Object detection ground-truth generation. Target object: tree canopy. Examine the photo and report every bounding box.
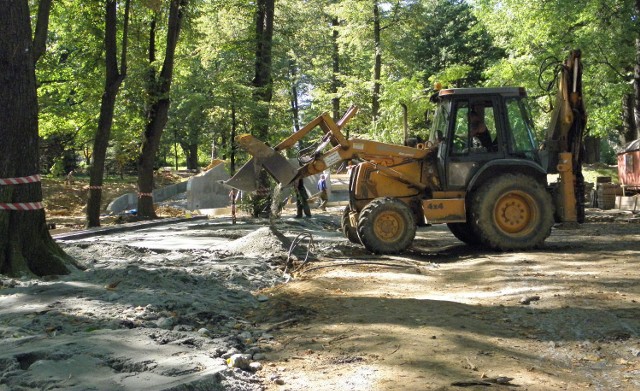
[32,0,640,173]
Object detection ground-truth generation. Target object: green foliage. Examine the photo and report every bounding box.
[30,0,639,174]
[49,158,66,177]
[473,0,638,140]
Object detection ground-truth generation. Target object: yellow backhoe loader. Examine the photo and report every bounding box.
[226,50,586,254]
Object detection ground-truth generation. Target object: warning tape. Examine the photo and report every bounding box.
[0,202,44,211]
[86,186,103,190]
[138,192,153,198]
[0,174,41,186]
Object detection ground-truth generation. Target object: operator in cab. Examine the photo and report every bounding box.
[469,110,496,152]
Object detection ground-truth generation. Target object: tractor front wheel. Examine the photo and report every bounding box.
[357,197,416,254]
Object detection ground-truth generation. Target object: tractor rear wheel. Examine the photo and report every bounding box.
[341,206,361,244]
[447,222,481,245]
[357,197,416,254]
[471,174,553,250]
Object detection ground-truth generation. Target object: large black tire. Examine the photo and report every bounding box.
[471,174,554,251]
[447,222,481,245]
[357,197,416,254]
[341,206,361,244]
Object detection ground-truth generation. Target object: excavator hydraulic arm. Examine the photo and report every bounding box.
[543,50,587,223]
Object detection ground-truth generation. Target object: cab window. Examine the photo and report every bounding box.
[505,98,538,158]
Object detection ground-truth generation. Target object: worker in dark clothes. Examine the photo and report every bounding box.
[294,178,311,218]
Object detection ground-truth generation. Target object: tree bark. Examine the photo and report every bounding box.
[180,142,199,170]
[0,0,74,277]
[400,102,408,144]
[33,0,53,65]
[635,36,640,137]
[137,0,186,217]
[250,0,275,216]
[86,0,130,228]
[230,103,237,174]
[288,57,301,133]
[252,0,275,141]
[622,93,637,143]
[372,1,382,124]
[331,17,341,123]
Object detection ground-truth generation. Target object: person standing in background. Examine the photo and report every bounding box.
[317,174,328,211]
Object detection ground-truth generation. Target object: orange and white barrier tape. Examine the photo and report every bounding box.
[0,202,44,211]
[0,174,41,185]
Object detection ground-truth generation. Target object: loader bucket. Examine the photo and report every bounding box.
[224,135,299,193]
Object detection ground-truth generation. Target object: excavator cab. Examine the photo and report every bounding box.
[429,87,544,192]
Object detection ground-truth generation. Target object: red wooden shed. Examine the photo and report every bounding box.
[617,139,640,192]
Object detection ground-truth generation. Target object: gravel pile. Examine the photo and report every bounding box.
[0,221,303,391]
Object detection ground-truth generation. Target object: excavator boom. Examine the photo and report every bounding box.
[542,49,587,223]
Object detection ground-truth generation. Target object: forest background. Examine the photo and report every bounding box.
[37,0,640,177]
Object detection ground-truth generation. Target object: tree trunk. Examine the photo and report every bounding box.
[372,1,382,124]
[400,102,408,144]
[87,0,130,228]
[0,0,74,277]
[583,136,600,164]
[250,0,275,216]
[634,0,640,135]
[635,37,640,138]
[33,0,53,65]
[622,93,637,143]
[252,0,275,141]
[137,0,186,217]
[331,17,341,122]
[180,142,199,170]
[230,104,237,174]
[288,57,301,133]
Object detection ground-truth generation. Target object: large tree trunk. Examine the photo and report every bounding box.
[0,0,74,277]
[137,0,186,217]
[252,0,275,140]
[87,0,130,228]
[250,0,275,216]
[372,1,382,124]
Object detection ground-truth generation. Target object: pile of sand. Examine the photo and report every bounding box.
[221,226,291,257]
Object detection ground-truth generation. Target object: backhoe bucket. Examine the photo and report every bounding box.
[224,135,299,193]
[224,158,260,193]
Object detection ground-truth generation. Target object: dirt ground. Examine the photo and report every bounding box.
[250,210,640,391]
[3,176,637,390]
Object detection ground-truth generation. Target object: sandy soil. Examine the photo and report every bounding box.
[251,209,640,391]
[1,206,639,390]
